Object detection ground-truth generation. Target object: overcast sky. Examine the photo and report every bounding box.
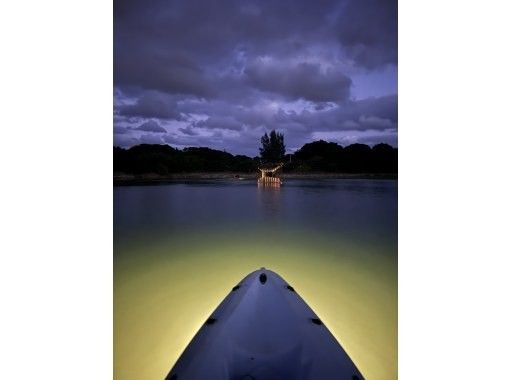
[114,0,397,156]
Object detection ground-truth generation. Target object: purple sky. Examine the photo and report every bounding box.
[114,0,397,156]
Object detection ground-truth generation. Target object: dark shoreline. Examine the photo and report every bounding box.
[114,172,397,186]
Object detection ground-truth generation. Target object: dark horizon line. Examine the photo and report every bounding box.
[114,139,398,159]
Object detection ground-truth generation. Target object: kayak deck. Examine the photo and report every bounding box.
[165,268,364,380]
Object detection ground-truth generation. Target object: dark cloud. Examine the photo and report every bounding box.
[139,133,165,144]
[114,51,215,97]
[114,0,396,96]
[117,91,182,120]
[245,59,351,102]
[113,126,129,135]
[178,125,199,136]
[114,0,397,153]
[335,0,398,68]
[316,95,398,131]
[113,94,397,155]
[194,116,244,131]
[269,95,398,138]
[134,120,167,133]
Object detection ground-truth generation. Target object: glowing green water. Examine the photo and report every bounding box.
[114,180,397,379]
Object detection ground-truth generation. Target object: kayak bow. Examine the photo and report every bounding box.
[165,268,364,380]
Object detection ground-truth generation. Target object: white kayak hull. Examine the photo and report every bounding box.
[165,268,364,380]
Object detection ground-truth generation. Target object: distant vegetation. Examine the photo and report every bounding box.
[289,140,397,173]
[114,140,397,175]
[114,145,257,174]
[259,130,286,162]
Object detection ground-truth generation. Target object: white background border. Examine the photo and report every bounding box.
[1,0,112,378]
[399,0,510,378]
[1,0,509,378]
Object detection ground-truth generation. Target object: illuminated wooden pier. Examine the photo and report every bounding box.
[257,163,283,187]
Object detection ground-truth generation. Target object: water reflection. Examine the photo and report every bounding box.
[114,180,397,380]
[257,183,281,220]
[115,180,396,247]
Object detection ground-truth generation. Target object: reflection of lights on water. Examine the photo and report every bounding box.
[257,177,282,187]
[114,231,397,380]
[257,182,281,219]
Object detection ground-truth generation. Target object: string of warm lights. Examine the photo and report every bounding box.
[257,163,283,186]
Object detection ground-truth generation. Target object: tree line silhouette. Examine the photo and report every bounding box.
[114,140,397,175]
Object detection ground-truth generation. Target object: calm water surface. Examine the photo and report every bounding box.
[114,179,397,380]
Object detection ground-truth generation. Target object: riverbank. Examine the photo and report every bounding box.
[114,172,397,185]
